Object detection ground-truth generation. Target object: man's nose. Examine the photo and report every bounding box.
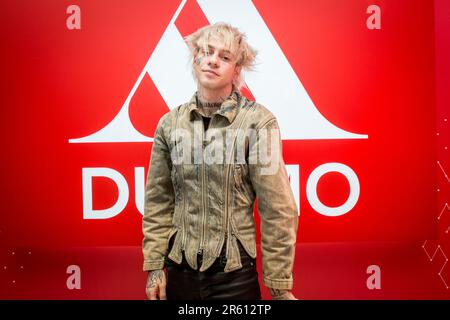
[207,53,219,66]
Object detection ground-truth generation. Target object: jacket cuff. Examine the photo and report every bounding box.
[143,259,165,271]
[263,276,293,290]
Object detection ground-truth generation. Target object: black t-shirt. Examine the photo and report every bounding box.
[202,115,211,131]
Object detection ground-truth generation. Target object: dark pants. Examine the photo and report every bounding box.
[165,238,261,300]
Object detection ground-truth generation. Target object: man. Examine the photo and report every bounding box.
[142,23,298,300]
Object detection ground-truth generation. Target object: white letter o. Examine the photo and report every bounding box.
[306,163,360,217]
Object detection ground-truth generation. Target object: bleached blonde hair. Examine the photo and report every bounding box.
[185,22,257,91]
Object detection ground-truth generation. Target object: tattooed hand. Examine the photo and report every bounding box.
[269,288,298,300]
[146,269,168,300]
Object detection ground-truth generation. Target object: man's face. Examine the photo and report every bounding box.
[193,36,240,92]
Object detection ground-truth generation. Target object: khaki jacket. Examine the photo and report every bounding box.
[142,90,299,290]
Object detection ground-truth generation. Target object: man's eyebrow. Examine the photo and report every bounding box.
[207,44,232,54]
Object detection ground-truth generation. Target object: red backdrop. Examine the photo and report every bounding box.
[0,0,448,299]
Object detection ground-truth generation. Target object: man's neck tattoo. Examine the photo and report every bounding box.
[197,94,227,105]
[198,101,220,117]
[197,93,227,116]
[198,101,222,109]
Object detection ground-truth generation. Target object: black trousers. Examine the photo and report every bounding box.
[165,238,261,300]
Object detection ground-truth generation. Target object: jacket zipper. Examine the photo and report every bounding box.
[177,111,188,252]
[224,163,231,237]
[198,115,211,254]
[181,168,187,250]
[223,100,249,253]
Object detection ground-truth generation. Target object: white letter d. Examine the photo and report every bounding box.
[82,168,129,219]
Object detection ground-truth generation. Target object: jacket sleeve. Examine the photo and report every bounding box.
[142,114,175,271]
[248,116,299,290]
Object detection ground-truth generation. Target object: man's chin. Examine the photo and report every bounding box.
[198,81,224,91]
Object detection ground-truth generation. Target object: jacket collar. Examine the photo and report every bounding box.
[188,90,241,124]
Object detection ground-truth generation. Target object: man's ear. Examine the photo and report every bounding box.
[234,65,242,76]
[193,52,198,65]
[193,48,201,65]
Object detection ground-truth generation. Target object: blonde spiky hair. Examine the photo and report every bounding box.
[185,22,257,91]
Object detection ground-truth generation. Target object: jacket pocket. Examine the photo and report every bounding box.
[171,166,182,202]
[167,226,183,264]
[233,164,253,204]
[166,226,178,252]
[230,214,257,258]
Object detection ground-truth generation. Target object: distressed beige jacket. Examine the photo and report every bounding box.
[142,90,299,290]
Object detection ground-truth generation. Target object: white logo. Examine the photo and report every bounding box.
[68,0,367,144]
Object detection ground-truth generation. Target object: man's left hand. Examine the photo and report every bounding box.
[269,288,298,300]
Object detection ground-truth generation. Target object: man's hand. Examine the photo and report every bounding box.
[269,288,298,300]
[146,269,167,300]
